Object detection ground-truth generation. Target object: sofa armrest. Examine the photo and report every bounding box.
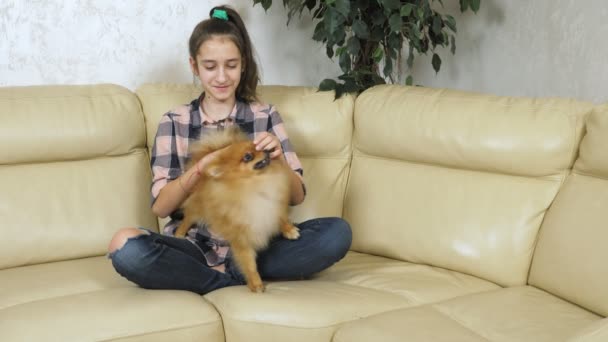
[568,318,608,342]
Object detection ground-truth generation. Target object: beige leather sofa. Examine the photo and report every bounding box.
[1,83,606,342]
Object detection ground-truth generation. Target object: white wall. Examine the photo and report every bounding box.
[411,0,608,104]
[1,1,607,104]
[0,0,340,89]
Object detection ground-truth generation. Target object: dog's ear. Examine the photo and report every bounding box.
[206,165,224,178]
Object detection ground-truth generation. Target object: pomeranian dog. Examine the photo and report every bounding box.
[174,127,300,292]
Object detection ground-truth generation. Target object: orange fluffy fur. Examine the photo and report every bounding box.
[174,127,300,292]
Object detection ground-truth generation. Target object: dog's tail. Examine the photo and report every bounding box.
[188,126,249,165]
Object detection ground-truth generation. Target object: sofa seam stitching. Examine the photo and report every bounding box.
[0,286,219,323]
[0,92,134,101]
[0,149,148,167]
[428,305,493,341]
[361,88,596,109]
[95,320,221,342]
[213,308,412,331]
[573,170,608,182]
[351,149,566,181]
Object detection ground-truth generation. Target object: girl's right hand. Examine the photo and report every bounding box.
[194,146,227,173]
[178,153,214,194]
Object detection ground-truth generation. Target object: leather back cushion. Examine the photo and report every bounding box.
[345,85,592,286]
[0,85,158,269]
[529,104,608,316]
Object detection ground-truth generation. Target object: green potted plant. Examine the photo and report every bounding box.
[253,0,480,98]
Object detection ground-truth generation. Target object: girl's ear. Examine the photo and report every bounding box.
[189,56,199,76]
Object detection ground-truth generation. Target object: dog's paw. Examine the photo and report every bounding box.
[248,281,265,293]
[282,226,300,240]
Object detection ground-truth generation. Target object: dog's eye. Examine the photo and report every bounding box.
[242,152,254,162]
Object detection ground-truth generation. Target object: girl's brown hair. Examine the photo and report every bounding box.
[189,5,260,103]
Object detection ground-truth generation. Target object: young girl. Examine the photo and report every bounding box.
[107,5,352,294]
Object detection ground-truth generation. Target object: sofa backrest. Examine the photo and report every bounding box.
[136,84,354,226]
[0,84,158,270]
[345,85,593,287]
[529,104,608,316]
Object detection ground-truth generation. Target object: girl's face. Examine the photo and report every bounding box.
[190,35,243,104]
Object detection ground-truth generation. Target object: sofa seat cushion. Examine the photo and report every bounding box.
[205,280,411,342]
[567,318,608,342]
[0,257,224,342]
[314,251,500,304]
[334,286,600,342]
[203,252,499,341]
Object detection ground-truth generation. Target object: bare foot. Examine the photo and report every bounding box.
[211,264,226,273]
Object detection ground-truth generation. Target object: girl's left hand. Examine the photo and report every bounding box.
[253,132,283,159]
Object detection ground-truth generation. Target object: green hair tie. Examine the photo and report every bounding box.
[212,9,228,21]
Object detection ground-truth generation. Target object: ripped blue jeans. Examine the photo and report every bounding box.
[108,217,352,295]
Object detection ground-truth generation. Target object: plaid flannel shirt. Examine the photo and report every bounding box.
[149,95,305,266]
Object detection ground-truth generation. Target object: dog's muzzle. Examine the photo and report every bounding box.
[253,151,271,170]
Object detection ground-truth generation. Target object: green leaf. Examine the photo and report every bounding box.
[410,24,422,41]
[253,0,273,11]
[387,33,402,53]
[332,27,346,46]
[262,0,273,11]
[334,83,345,99]
[383,57,393,78]
[319,78,337,91]
[336,46,347,55]
[352,0,369,11]
[339,50,351,73]
[312,5,326,18]
[370,25,384,41]
[284,0,306,24]
[406,46,414,68]
[337,73,354,82]
[347,36,361,55]
[417,6,425,20]
[372,45,384,63]
[459,0,470,12]
[406,75,413,86]
[333,0,351,18]
[305,0,317,11]
[352,19,369,39]
[379,0,401,10]
[388,13,402,33]
[432,15,442,35]
[445,15,456,32]
[400,4,415,17]
[371,9,386,25]
[326,45,334,58]
[312,21,326,41]
[432,53,441,73]
[343,78,360,93]
[470,0,480,13]
[323,7,344,35]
